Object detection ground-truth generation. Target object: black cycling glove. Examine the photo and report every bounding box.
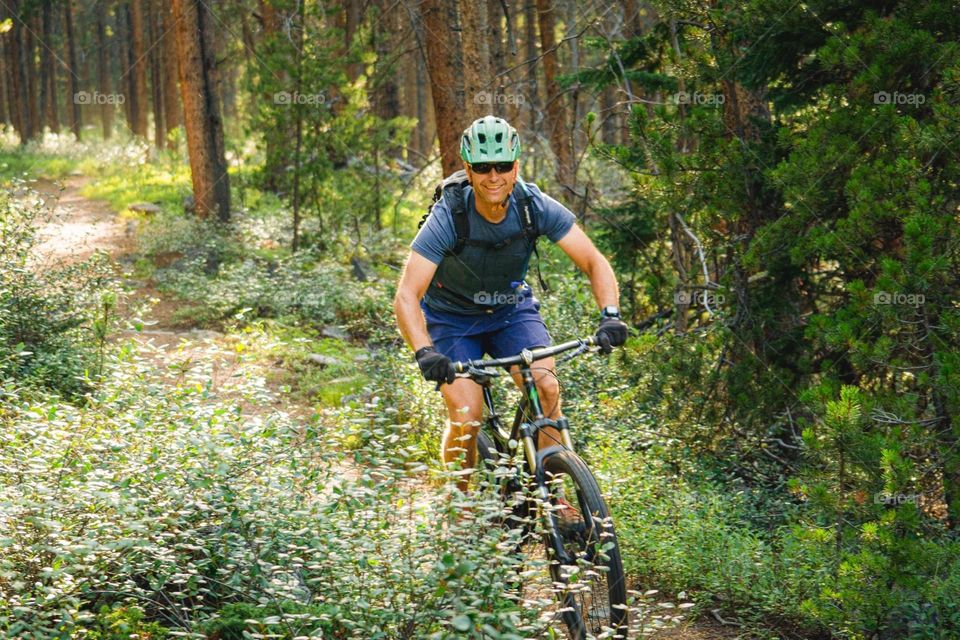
[596,316,628,354]
[415,346,456,387]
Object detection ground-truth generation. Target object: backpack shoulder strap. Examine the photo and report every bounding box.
[441,170,470,256]
[514,178,550,292]
[513,178,540,241]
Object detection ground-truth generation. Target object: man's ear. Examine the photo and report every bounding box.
[462,161,472,183]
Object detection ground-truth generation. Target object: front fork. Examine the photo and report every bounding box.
[518,370,576,564]
[519,370,574,470]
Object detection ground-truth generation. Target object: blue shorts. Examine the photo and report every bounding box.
[421,297,552,363]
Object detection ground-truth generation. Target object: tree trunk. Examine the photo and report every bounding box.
[2,2,24,139]
[523,0,539,156]
[116,4,132,129]
[96,3,112,139]
[0,50,8,127]
[488,1,519,125]
[129,0,149,137]
[147,0,165,148]
[41,0,60,134]
[9,1,34,142]
[420,0,464,175]
[64,0,81,140]
[564,0,581,158]
[536,0,574,195]
[161,0,181,145]
[172,0,231,221]
[459,0,490,121]
[343,0,362,82]
[25,14,40,138]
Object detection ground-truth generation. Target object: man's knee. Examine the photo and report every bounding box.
[536,373,561,415]
[441,379,483,423]
[537,373,560,401]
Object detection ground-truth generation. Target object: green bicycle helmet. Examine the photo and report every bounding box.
[459,115,521,163]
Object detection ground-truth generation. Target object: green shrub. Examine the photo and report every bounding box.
[81,605,168,639]
[0,186,116,396]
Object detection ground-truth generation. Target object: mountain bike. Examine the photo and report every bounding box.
[452,336,628,639]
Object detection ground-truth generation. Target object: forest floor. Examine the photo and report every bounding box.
[27,174,746,640]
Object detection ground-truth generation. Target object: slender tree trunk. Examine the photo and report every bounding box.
[26,15,40,138]
[116,4,132,128]
[291,6,306,251]
[2,2,23,140]
[536,0,574,195]
[96,4,112,139]
[523,0,539,163]
[488,1,519,125]
[148,0,165,148]
[9,1,34,142]
[0,52,8,127]
[161,0,181,145]
[1,1,25,138]
[41,0,60,134]
[564,0,581,158]
[129,0,148,137]
[64,0,82,140]
[459,0,490,121]
[343,0,362,82]
[420,0,464,175]
[172,0,231,220]
[399,8,420,158]
[122,3,139,133]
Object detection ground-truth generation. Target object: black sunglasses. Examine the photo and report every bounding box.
[470,162,515,175]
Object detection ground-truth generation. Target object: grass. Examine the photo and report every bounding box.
[242,320,370,407]
[79,155,192,213]
[0,150,78,183]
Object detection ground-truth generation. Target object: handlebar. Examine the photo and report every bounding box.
[453,336,598,378]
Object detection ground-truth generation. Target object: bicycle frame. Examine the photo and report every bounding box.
[454,337,630,637]
[458,339,597,565]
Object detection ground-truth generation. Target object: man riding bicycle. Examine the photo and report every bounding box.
[394,115,628,491]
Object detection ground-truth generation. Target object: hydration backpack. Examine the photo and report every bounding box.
[417,170,549,290]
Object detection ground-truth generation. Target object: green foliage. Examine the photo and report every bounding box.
[245,0,415,247]
[81,606,168,639]
[0,186,116,396]
[575,1,960,636]
[0,341,562,638]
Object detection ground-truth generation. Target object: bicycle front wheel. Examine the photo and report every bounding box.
[542,450,628,639]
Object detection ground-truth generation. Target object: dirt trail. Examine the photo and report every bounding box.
[27,176,316,422]
[26,176,745,640]
[32,175,131,263]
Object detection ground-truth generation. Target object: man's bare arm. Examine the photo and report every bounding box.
[556,224,620,309]
[394,251,439,352]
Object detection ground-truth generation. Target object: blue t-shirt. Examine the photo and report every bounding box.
[411,179,576,265]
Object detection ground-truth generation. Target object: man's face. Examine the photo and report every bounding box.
[465,160,518,205]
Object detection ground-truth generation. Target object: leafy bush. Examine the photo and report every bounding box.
[0,341,579,639]
[0,186,116,396]
[80,605,168,639]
